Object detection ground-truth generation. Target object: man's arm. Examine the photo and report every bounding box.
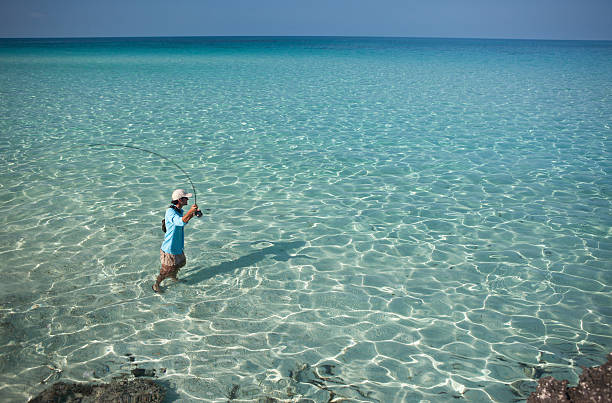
[182,204,198,223]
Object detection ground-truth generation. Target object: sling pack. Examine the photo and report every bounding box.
[161,205,182,233]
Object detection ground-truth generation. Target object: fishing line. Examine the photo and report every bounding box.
[87,143,203,217]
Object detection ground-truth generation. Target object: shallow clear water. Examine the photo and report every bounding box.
[0,37,611,402]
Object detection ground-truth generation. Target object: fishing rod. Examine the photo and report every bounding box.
[87,143,203,217]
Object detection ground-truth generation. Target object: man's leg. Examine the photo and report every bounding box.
[154,263,174,292]
[153,269,165,292]
[169,253,186,281]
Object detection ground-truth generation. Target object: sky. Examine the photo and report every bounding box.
[1,0,612,41]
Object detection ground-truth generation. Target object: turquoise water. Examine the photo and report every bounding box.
[0,37,611,402]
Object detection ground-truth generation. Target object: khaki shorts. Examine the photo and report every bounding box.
[160,250,186,276]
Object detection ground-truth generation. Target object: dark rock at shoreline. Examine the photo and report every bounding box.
[29,377,165,403]
[527,353,612,403]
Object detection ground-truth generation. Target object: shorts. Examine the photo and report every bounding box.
[160,250,186,276]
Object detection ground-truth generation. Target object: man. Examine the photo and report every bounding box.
[153,189,198,293]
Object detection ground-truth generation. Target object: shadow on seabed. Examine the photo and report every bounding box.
[181,240,310,285]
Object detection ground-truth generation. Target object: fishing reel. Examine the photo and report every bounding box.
[195,209,203,218]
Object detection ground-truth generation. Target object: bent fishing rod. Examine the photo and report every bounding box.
[87,143,203,217]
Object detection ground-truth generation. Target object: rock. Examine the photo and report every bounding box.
[29,377,165,403]
[131,368,156,377]
[528,353,612,403]
[527,377,571,403]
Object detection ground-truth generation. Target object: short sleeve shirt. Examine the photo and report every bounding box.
[161,207,187,255]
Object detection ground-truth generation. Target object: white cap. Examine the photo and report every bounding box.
[171,189,193,201]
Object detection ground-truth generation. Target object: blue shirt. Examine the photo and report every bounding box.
[161,207,187,255]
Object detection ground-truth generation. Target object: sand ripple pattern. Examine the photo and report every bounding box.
[0,38,611,402]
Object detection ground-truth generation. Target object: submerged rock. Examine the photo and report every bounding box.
[131,368,157,378]
[29,377,165,403]
[527,353,612,403]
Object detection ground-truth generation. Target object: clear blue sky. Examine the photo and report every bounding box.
[2,0,612,40]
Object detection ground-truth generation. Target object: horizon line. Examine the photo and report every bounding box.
[2,34,612,43]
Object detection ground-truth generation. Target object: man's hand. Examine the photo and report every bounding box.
[183,204,199,223]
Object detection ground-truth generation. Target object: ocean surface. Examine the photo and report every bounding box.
[0,37,610,402]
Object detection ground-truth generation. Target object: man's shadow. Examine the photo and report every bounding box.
[182,240,310,285]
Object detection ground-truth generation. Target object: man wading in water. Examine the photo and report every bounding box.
[153,189,198,293]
